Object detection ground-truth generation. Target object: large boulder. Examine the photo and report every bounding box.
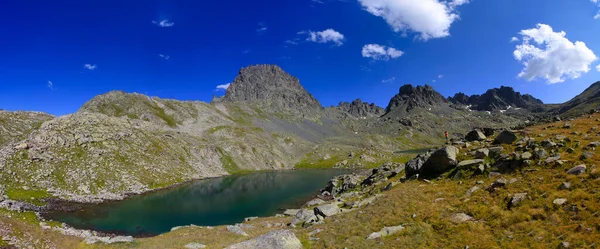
[420,146,459,176]
[314,203,341,217]
[494,130,518,144]
[323,174,363,196]
[465,129,486,142]
[290,209,319,227]
[225,230,302,249]
[405,153,430,177]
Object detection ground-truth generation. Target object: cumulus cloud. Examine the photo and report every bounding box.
[158,54,170,60]
[216,83,231,91]
[83,64,97,70]
[597,64,600,72]
[358,0,469,40]
[513,23,598,84]
[382,77,396,83]
[591,0,600,19]
[304,29,345,46]
[152,19,174,27]
[361,44,404,60]
[47,81,53,90]
[510,37,519,42]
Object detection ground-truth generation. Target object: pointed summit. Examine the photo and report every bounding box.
[385,84,447,114]
[222,65,323,117]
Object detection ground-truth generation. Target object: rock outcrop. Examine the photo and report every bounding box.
[384,84,447,115]
[335,99,384,118]
[225,230,302,249]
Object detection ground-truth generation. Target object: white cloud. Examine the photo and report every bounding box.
[216,83,231,91]
[591,0,600,19]
[382,77,396,83]
[510,37,519,42]
[83,64,97,70]
[513,23,598,84]
[597,64,600,72]
[152,19,174,27]
[358,0,469,40]
[158,54,170,60]
[432,79,436,83]
[438,74,444,78]
[305,29,345,46]
[595,12,600,19]
[361,44,404,60]
[47,81,53,90]
[257,22,267,33]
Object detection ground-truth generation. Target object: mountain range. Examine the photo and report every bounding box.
[1,64,599,204]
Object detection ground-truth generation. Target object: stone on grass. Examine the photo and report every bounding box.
[494,130,518,144]
[580,152,594,160]
[225,230,302,249]
[521,152,532,160]
[314,203,341,217]
[558,241,570,249]
[466,129,486,142]
[588,141,600,147]
[366,225,404,240]
[534,149,548,160]
[475,149,489,159]
[227,225,248,237]
[449,213,473,224]
[465,186,480,196]
[185,243,207,249]
[567,165,586,175]
[553,198,568,206]
[290,209,318,227]
[488,147,504,158]
[559,182,571,190]
[420,146,459,176]
[508,193,527,210]
[457,159,484,169]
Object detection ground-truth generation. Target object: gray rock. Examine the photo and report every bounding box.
[290,209,318,227]
[457,159,484,169]
[490,178,507,189]
[227,225,249,237]
[314,203,341,217]
[465,129,486,142]
[366,225,404,240]
[580,151,594,160]
[185,242,207,249]
[494,130,517,144]
[588,141,600,147]
[283,209,300,216]
[308,229,322,236]
[488,147,504,158]
[305,198,326,206]
[405,154,429,177]
[563,122,572,129]
[508,193,527,209]
[449,213,473,224]
[244,216,258,222]
[558,241,570,249]
[420,146,459,176]
[553,198,567,206]
[567,165,586,175]
[541,140,556,148]
[521,152,532,160]
[566,148,575,153]
[534,149,548,159]
[324,174,363,196]
[559,182,571,190]
[474,148,489,159]
[225,230,302,249]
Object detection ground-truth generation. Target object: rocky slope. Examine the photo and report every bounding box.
[0,111,54,147]
[551,81,600,117]
[333,99,385,118]
[385,84,447,115]
[448,86,545,112]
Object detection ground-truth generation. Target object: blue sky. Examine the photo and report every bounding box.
[1,0,599,115]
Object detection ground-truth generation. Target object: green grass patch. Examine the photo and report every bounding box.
[5,188,51,206]
[216,147,243,174]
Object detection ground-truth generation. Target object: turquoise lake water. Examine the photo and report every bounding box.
[45,169,349,236]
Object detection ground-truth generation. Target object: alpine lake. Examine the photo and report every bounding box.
[44,169,351,236]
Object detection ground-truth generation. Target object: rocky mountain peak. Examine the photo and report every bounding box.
[336,99,385,118]
[449,86,544,112]
[385,84,447,114]
[221,64,323,117]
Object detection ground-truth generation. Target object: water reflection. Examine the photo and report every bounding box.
[45,169,349,236]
